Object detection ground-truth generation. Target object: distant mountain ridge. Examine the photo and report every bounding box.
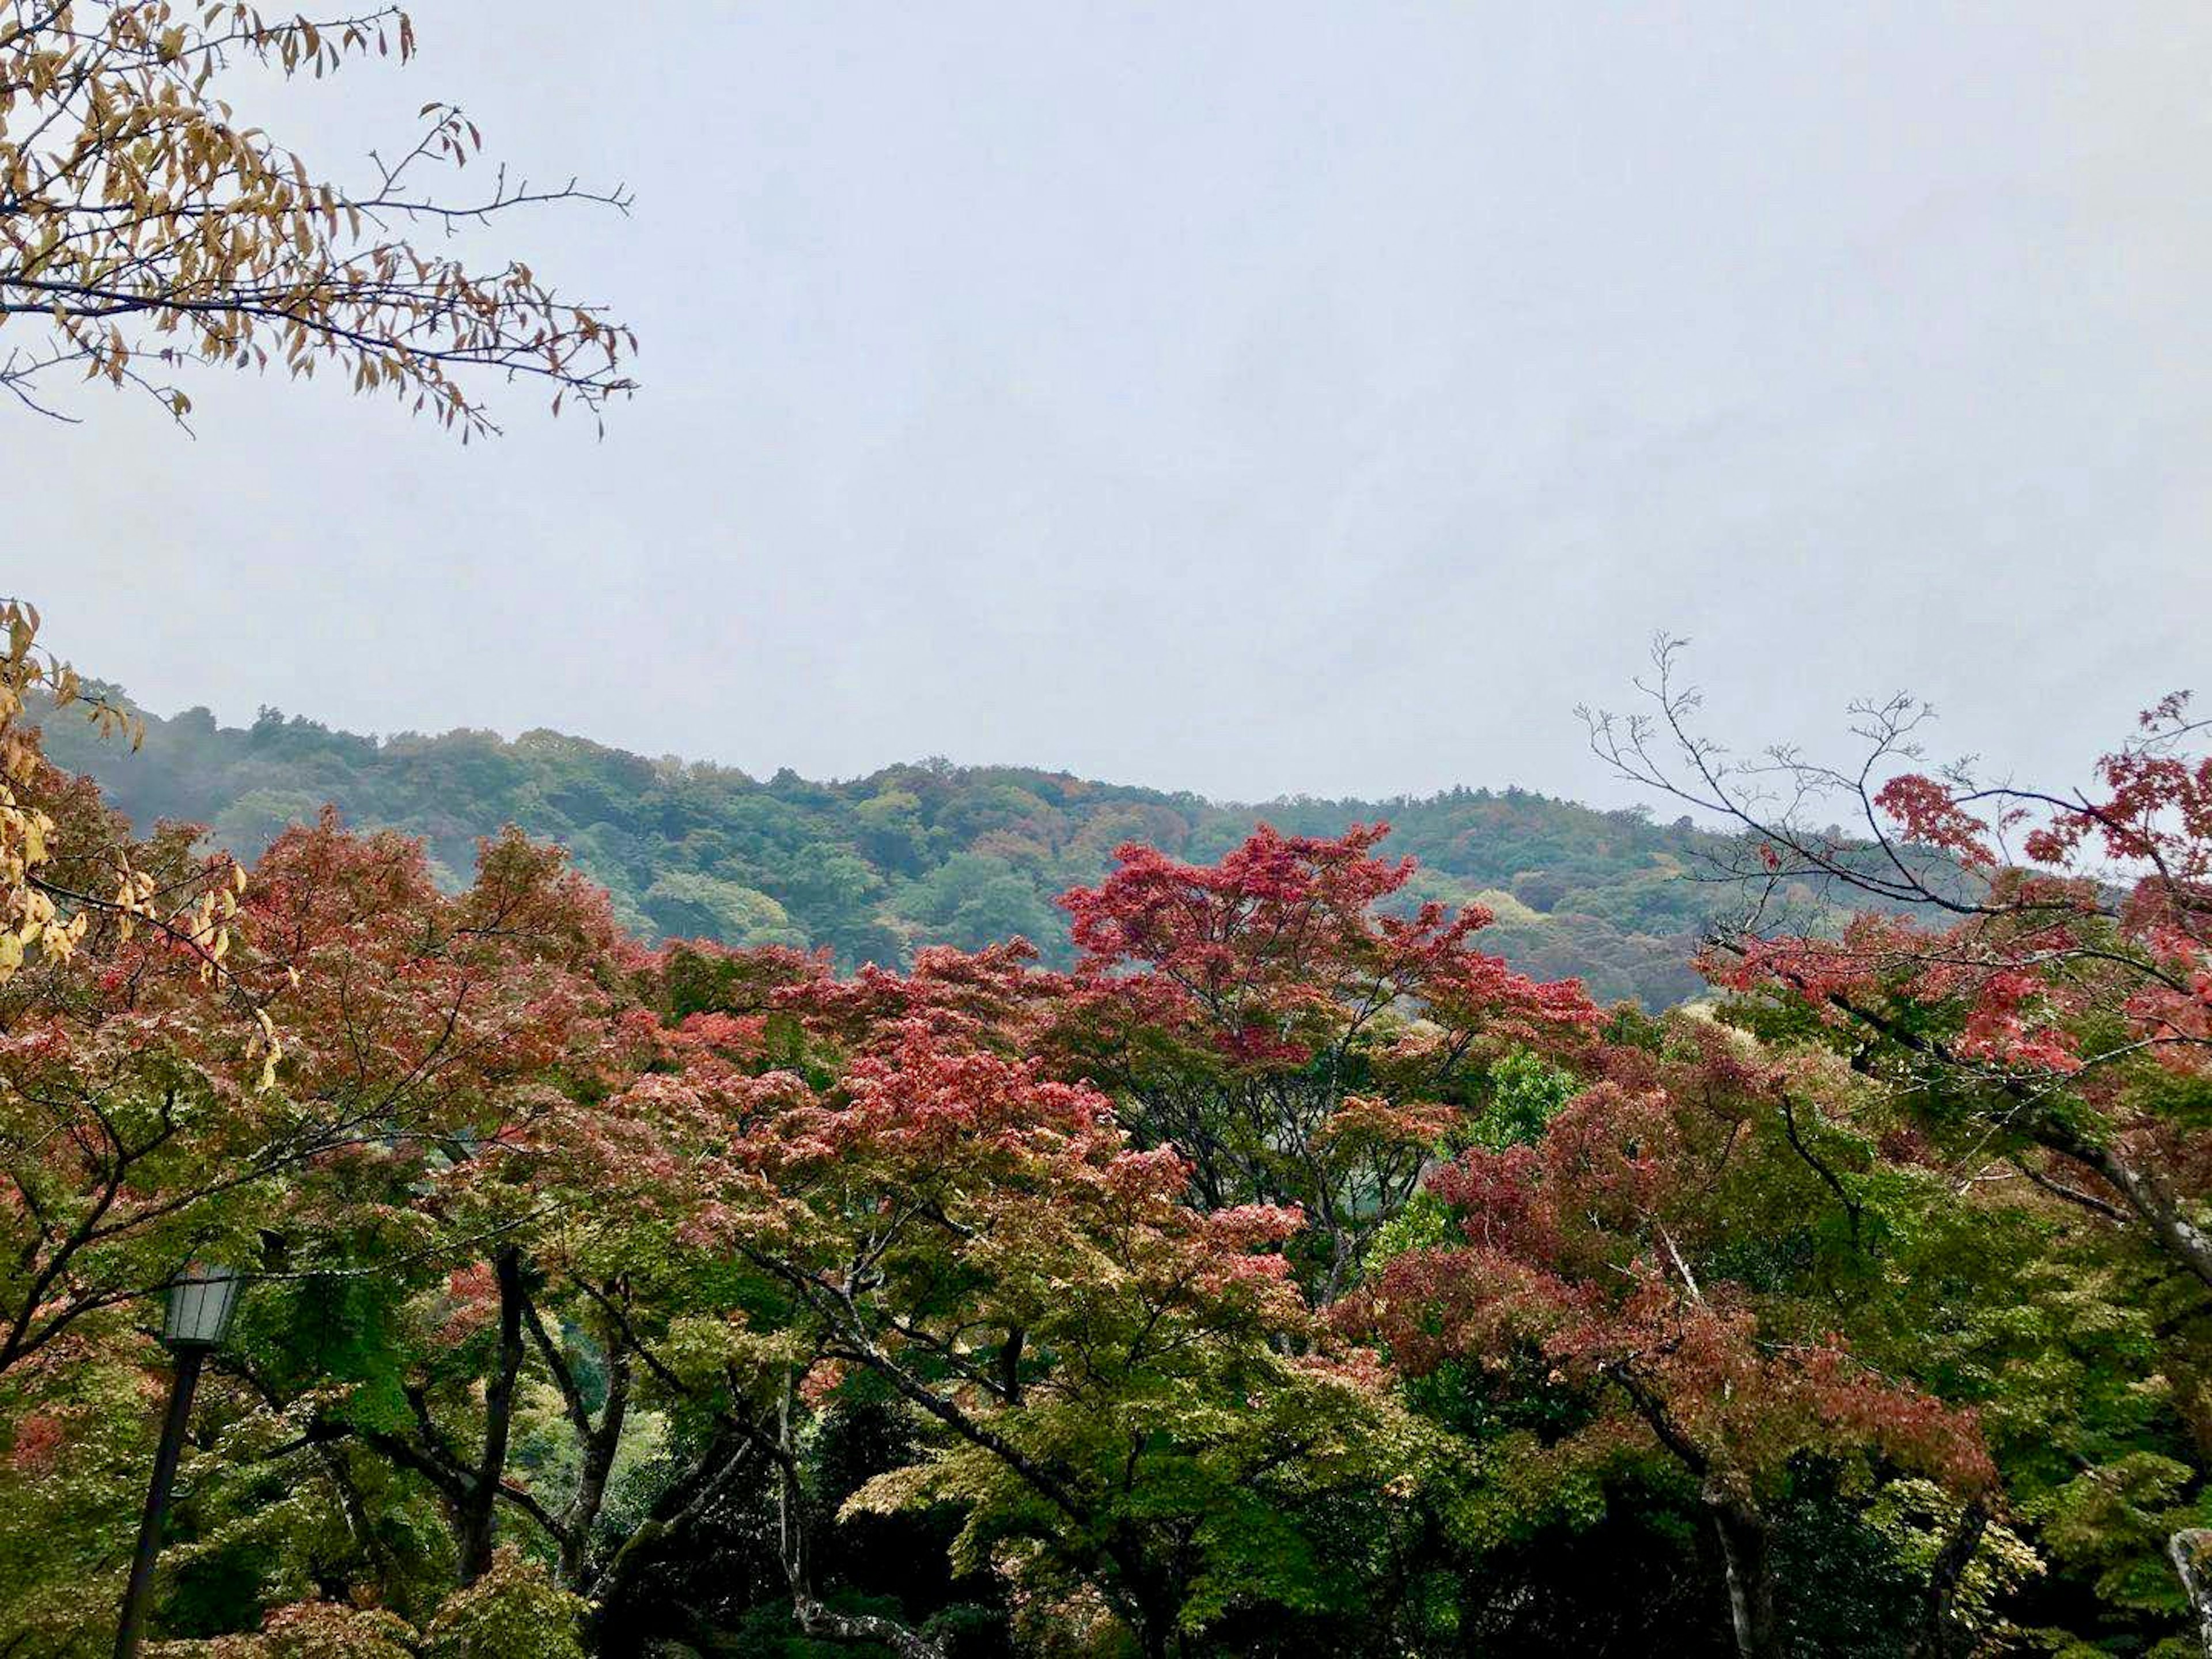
[35,696,1771,1006]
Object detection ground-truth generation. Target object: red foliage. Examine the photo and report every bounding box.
[1724,702,2212,1086]
[1044,825,1604,1298]
[7,1410,62,1475]
[1060,823,1599,1065]
[777,940,1070,1057]
[237,812,638,1168]
[1350,1080,1993,1504]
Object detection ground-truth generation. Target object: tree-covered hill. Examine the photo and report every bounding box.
[35,697,1775,1005]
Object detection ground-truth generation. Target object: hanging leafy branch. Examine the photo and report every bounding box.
[0,2,636,435]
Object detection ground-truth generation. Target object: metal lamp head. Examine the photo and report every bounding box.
[161,1264,241,1351]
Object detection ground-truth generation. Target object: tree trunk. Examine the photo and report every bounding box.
[1908,1501,1988,1659]
[771,1373,944,1659]
[2171,1529,2212,1657]
[457,1247,527,1584]
[1113,1569,1183,1659]
[585,1427,755,1657]
[1709,1499,1780,1659]
[790,1596,947,1659]
[558,1344,629,1586]
[589,1595,660,1659]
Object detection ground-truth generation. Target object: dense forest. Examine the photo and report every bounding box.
[35,695,1786,1008]
[9,601,2212,1658]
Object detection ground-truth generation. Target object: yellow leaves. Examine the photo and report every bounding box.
[0,602,62,987]
[252,1006,283,1092]
[4,5,629,435]
[0,600,175,985]
[839,1461,941,1522]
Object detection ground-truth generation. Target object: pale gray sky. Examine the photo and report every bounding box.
[15,3,2210,805]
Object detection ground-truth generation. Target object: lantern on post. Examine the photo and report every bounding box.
[115,1265,243,1658]
[160,1264,241,1350]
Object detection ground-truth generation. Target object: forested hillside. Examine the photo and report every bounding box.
[37,696,1768,1006]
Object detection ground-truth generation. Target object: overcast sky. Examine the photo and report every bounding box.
[16,3,2210,807]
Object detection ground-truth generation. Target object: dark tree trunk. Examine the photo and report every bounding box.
[557,1343,628,1586]
[1908,1501,1988,1659]
[1113,1567,1183,1659]
[771,1374,944,1659]
[457,1247,527,1584]
[1709,1499,1780,1659]
[584,1426,755,1657]
[589,1597,658,1659]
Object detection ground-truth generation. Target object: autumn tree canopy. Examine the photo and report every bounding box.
[1589,643,2212,1295]
[4,622,2212,1654]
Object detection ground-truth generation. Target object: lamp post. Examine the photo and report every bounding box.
[115,1264,242,1659]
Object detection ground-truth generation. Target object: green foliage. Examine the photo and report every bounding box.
[892,852,1060,952]
[1462,1047,1581,1151]
[421,1550,588,1659]
[167,1601,422,1657]
[2040,1455,2207,1624]
[0,1339,161,1653]
[33,696,1830,1001]
[639,869,807,948]
[1368,1190,1453,1269]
